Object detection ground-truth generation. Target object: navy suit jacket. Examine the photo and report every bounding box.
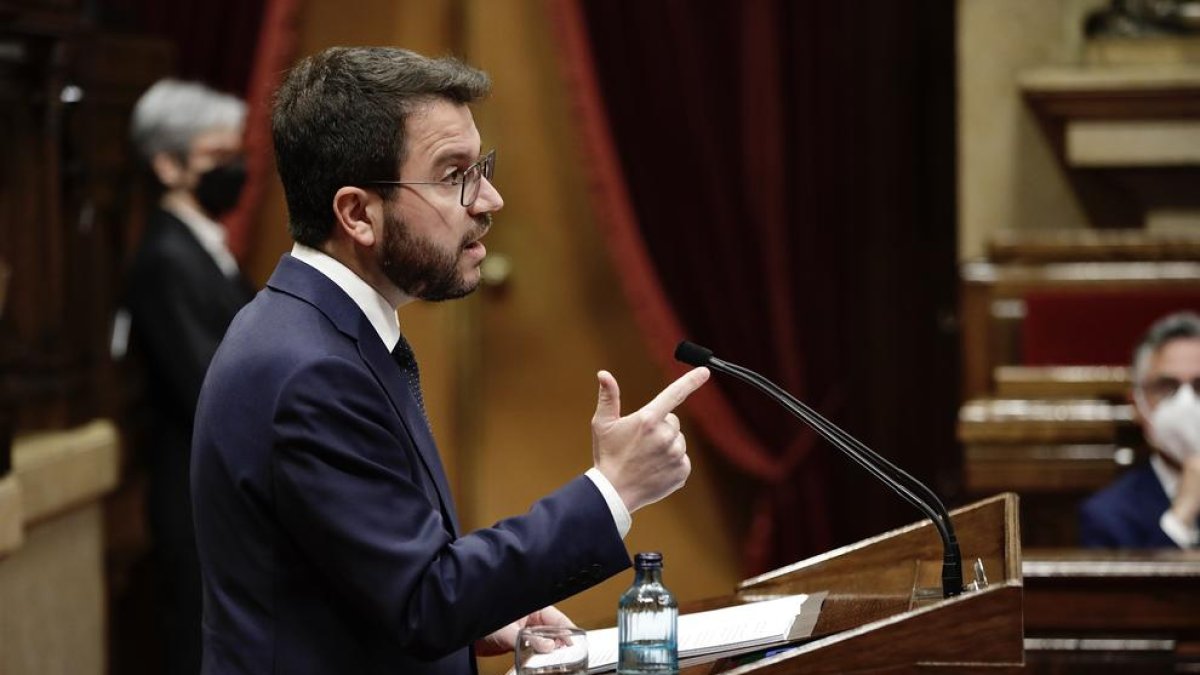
[1079,462,1180,548]
[192,255,631,675]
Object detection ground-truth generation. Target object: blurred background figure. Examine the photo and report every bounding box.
[124,79,256,675]
[1080,312,1200,548]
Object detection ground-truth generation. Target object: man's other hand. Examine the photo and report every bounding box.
[475,605,575,657]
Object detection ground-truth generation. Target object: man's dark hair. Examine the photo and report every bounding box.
[272,47,490,246]
[1133,311,1200,382]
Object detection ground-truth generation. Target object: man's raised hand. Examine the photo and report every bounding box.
[591,367,710,512]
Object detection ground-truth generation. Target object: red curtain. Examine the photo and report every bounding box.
[224,0,305,259]
[549,0,959,574]
[1023,290,1200,366]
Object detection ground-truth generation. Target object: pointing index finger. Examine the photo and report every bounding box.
[641,367,710,419]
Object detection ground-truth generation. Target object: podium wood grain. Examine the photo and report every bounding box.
[681,495,1025,673]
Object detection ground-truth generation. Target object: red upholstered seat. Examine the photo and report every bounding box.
[1021,290,1200,366]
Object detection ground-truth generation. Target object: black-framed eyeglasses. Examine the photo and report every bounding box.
[1138,375,1200,405]
[366,149,496,207]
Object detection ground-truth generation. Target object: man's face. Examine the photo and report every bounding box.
[1136,337,1200,423]
[378,99,502,302]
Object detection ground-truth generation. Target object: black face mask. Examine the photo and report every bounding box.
[194,158,247,218]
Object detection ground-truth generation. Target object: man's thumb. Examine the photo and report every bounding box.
[594,370,621,422]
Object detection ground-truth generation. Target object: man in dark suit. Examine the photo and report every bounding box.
[191,47,709,674]
[125,80,257,675]
[1080,311,1200,548]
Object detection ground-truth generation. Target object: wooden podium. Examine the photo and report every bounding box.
[685,494,1024,674]
[1023,548,1200,670]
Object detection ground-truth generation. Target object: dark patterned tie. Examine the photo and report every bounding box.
[391,333,426,413]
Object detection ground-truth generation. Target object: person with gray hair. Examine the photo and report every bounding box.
[124,78,256,675]
[1080,311,1200,548]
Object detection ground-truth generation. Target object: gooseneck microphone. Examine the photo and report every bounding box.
[675,341,964,598]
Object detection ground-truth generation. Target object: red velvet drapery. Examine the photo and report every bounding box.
[549,0,960,574]
[549,0,833,574]
[224,0,304,259]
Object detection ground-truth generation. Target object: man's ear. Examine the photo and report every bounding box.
[150,152,186,188]
[332,187,381,247]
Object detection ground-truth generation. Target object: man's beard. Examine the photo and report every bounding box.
[380,209,490,302]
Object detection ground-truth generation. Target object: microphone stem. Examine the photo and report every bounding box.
[719,359,949,517]
[709,359,963,597]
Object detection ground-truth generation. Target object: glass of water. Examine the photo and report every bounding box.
[515,625,588,675]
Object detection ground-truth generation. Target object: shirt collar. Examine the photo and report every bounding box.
[289,243,401,351]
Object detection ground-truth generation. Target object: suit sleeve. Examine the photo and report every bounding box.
[1079,490,1178,548]
[1078,498,1121,548]
[270,356,630,659]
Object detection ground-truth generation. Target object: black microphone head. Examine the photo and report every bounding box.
[675,341,713,367]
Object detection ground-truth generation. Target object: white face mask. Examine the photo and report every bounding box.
[1139,383,1200,464]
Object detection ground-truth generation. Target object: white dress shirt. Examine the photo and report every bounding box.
[289,243,631,538]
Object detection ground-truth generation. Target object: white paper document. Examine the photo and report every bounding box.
[585,593,819,673]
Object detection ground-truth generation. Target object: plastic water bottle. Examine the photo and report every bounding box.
[617,552,678,674]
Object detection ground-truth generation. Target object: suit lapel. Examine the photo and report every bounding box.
[357,323,461,536]
[266,255,460,536]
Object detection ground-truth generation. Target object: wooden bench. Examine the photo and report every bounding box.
[960,260,1200,398]
[958,398,1141,546]
[1023,549,1200,673]
[993,365,1131,400]
[988,228,1200,264]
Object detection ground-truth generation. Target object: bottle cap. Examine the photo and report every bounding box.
[634,551,663,569]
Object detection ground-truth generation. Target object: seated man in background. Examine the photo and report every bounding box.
[1080,311,1200,548]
